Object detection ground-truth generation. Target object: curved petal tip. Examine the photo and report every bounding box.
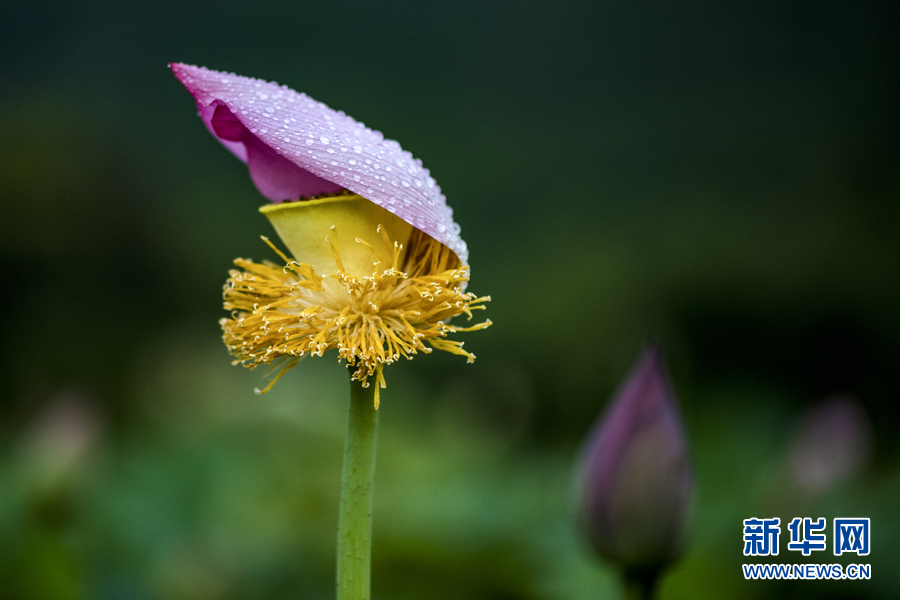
[170,62,467,264]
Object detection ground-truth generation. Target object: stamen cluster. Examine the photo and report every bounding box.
[221,228,491,405]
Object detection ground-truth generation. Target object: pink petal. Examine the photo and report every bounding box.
[171,63,467,264]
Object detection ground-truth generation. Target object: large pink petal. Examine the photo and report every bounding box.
[171,63,467,264]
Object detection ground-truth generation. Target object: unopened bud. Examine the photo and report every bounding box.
[790,396,871,492]
[577,345,692,574]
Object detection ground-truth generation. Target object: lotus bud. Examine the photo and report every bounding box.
[789,396,871,492]
[20,390,100,497]
[577,345,692,592]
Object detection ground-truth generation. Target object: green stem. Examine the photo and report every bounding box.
[621,566,661,600]
[336,371,380,600]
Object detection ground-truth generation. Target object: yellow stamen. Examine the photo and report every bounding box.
[221,227,491,406]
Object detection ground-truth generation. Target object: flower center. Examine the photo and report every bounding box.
[220,225,490,407]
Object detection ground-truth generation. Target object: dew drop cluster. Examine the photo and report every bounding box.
[173,64,468,263]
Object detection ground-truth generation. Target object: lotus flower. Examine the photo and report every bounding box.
[170,64,490,403]
[577,345,692,588]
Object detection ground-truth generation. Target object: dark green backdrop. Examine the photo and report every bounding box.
[1,1,898,598]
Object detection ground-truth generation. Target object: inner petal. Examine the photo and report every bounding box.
[208,103,342,202]
[243,133,343,202]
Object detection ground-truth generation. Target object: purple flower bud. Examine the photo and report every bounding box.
[789,396,871,492]
[577,345,692,572]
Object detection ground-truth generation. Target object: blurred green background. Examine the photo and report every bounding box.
[1,1,898,598]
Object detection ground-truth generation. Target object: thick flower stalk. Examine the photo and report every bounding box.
[172,63,490,599]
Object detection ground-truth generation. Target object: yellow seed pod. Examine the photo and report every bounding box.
[260,195,414,278]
